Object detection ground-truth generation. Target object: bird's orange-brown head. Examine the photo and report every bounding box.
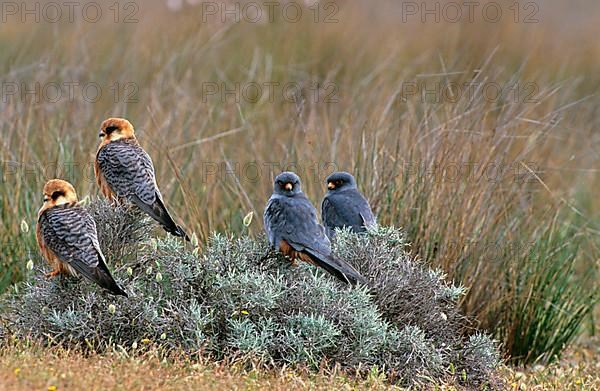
[98,118,136,145]
[39,179,78,215]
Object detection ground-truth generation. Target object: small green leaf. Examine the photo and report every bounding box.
[20,219,29,233]
[243,211,254,227]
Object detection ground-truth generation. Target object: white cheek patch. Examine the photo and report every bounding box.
[54,196,67,205]
[54,195,74,206]
[109,132,123,141]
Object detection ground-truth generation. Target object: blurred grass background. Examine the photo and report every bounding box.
[0,0,598,365]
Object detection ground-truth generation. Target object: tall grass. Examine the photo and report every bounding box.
[497,216,598,363]
[0,0,598,364]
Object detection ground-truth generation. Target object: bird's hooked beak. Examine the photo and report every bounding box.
[327,181,335,190]
[98,131,104,138]
[285,182,293,191]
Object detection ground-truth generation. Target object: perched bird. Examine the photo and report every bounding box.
[321,172,375,239]
[264,172,366,285]
[36,179,127,296]
[95,117,189,240]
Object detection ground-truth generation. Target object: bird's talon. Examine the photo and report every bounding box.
[45,270,60,279]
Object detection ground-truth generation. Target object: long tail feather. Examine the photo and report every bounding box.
[68,258,128,297]
[305,249,367,286]
[131,195,190,241]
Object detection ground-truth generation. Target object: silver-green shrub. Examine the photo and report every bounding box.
[2,201,502,388]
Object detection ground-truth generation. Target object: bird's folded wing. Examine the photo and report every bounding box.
[40,206,104,277]
[97,141,158,205]
[265,195,331,255]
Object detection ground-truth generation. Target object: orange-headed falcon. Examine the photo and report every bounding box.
[95,118,189,240]
[37,179,127,296]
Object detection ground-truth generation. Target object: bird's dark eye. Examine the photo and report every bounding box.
[51,191,64,200]
[105,125,119,133]
[336,180,342,186]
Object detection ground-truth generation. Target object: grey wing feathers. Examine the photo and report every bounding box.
[97,141,157,204]
[357,194,376,227]
[321,197,345,237]
[322,190,375,236]
[263,198,280,247]
[40,206,127,296]
[265,195,331,255]
[264,195,366,285]
[360,209,376,228]
[98,141,189,240]
[130,193,189,240]
[40,206,100,268]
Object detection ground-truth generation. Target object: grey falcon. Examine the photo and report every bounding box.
[321,171,375,239]
[264,172,366,285]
